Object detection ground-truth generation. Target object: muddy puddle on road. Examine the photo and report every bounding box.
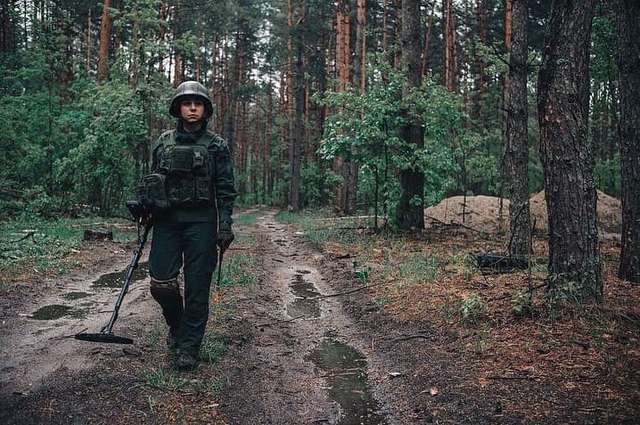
[62,291,91,301]
[307,339,386,425]
[30,304,87,320]
[286,272,321,319]
[92,262,149,288]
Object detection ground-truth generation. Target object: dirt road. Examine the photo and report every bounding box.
[2,208,633,424]
[0,209,427,424]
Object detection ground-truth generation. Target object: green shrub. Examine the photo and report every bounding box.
[460,294,488,324]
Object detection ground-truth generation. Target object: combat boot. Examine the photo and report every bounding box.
[174,350,198,371]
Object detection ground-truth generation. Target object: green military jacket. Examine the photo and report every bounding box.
[150,127,237,224]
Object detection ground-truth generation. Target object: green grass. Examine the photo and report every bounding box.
[218,253,257,287]
[144,367,189,391]
[235,211,259,226]
[144,367,223,395]
[397,254,440,283]
[199,331,228,364]
[0,217,135,280]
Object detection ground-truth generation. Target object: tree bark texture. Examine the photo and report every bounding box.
[97,0,112,83]
[396,0,424,230]
[288,1,304,211]
[505,0,530,259]
[617,0,640,283]
[537,0,602,300]
[0,0,15,53]
[443,0,457,92]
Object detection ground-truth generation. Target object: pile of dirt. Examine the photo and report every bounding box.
[425,191,621,236]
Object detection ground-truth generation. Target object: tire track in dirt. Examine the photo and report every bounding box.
[217,210,400,425]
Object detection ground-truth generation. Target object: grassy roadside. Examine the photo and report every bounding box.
[276,208,640,419]
[135,232,260,424]
[0,217,136,289]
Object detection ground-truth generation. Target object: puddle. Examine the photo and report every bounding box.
[62,292,91,300]
[286,274,321,318]
[92,262,149,288]
[307,340,386,425]
[31,305,72,320]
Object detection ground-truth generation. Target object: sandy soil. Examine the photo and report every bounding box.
[425,190,622,238]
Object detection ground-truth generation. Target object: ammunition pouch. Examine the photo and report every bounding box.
[137,142,214,212]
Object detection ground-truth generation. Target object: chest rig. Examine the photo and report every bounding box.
[138,134,214,211]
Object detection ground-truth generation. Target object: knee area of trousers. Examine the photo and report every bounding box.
[150,277,180,297]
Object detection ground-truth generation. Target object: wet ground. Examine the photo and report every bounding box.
[3,208,632,424]
[216,211,403,424]
[0,251,153,396]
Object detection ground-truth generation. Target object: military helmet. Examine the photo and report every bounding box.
[169,81,214,119]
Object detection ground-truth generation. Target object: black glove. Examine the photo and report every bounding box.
[217,222,234,251]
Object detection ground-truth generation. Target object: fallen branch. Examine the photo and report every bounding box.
[11,231,35,243]
[257,315,305,327]
[425,215,484,234]
[391,334,432,344]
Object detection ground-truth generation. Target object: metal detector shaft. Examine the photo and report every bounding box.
[100,222,152,335]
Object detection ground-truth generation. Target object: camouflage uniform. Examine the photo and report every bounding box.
[146,82,236,365]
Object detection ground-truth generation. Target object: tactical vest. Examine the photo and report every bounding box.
[138,133,214,211]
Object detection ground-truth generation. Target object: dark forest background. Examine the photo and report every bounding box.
[1,1,638,291]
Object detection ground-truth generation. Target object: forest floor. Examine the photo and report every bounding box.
[0,207,639,424]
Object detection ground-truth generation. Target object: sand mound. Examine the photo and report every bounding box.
[425,191,621,236]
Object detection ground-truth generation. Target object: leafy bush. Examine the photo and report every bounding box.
[511,290,533,317]
[460,295,488,324]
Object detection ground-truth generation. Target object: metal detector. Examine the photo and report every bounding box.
[75,202,151,345]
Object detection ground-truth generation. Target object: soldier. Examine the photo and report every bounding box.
[138,81,236,370]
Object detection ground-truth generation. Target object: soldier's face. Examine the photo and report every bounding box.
[180,98,205,122]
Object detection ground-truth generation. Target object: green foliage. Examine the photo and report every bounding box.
[594,155,621,197]
[511,289,533,317]
[235,212,259,226]
[199,332,228,364]
[217,253,257,287]
[460,295,488,324]
[398,254,440,284]
[0,217,135,279]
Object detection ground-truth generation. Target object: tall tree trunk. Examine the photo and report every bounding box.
[421,1,435,76]
[334,0,356,215]
[0,0,16,54]
[472,0,488,120]
[288,0,304,211]
[537,0,601,301]
[85,9,91,72]
[617,0,640,283]
[505,0,530,259]
[443,0,457,92]
[396,0,424,230]
[97,0,112,83]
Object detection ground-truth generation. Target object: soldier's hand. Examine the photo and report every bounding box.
[217,223,234,251]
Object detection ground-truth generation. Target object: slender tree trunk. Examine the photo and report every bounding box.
[288,0,304,211]
[505,0,530,259]
[472,0,487,120]
[0,0,16,53]
[617,0,640,283]
[421,1,435,76]
[396,0,424,230]
[85,9,91,72]
[334,0,355,215]
[97,0,112,83]
[443,0,457,92]
[537,0,601,301]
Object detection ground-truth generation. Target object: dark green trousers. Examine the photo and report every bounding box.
[149,221,217,355]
